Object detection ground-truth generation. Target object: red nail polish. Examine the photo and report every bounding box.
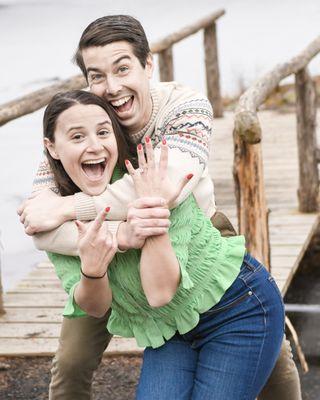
[125,159,129,165]
[187,173,193,180]
[162,138,167,145]
[145,136,150,143]
[105,207,110,213]
[137,143,142,150]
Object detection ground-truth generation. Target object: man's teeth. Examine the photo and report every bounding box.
[82,158,106,165]
[111,96,132,107]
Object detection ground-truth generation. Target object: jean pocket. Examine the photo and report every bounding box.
[202,290,253,316]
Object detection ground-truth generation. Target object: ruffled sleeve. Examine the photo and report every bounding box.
[46,252,87,318]
[168,196,197,290]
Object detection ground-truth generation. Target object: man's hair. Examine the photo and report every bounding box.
[74,15,151,79]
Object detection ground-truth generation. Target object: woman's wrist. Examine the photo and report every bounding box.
[80,266,107,279]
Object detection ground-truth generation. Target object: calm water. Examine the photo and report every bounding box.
[1,0,320,289]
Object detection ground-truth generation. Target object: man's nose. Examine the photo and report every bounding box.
[105,76,121,96]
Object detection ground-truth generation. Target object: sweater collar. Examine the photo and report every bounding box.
[129,86,159,144]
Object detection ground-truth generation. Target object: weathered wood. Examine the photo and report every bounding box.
[0,75,86,127]
[235,35,320,144]
[151,9,225,53]
[233,135,270,269]
[158,47,174,82]
[295,68,319,212]
[204,23,223,117]
[0,9,225,127]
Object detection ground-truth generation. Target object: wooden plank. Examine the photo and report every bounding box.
[3,292,67,307]
[0,322,61,338]
[0,308,63,323]
[0,337,142,357]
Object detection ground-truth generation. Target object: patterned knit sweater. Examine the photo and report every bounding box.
[48,193,245,349]
[33,82,216,256]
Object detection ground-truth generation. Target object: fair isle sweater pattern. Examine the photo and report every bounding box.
[152,98,212,166]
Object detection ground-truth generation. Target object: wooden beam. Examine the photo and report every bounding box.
[204,23,223,117]
[295,68,319,212]
[158,46,174,82]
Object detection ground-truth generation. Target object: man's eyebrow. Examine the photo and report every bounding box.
[86,67,102,74]
[113,55,131,65]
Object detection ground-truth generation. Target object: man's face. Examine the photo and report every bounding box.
[82,41,154,135]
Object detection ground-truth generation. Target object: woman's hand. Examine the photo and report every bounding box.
[125,137,193,207]
[75,207,117,278]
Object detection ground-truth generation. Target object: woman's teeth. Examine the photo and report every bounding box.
[81,158,106,180]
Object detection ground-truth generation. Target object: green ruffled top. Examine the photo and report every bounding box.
[47,167,246,349]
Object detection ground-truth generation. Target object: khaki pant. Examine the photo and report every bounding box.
[49,212,301,399]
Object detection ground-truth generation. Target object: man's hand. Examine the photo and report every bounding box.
[117,197,171,251]
[17,189,76,235]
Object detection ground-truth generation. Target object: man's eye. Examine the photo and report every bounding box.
[91,74,103,81]
[118,66,129,74]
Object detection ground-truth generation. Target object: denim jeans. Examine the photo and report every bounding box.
[136,253,285,400]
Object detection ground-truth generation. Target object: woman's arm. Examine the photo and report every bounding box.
[126,139,192,307]
[73,208,117,318]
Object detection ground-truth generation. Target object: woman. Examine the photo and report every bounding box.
[41,89,285,399]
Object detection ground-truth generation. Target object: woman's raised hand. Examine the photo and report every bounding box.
[75,208,117,278]
[125,137,193,207]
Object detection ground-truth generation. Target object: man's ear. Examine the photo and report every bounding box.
[145,53,154,79]
[44,138,60,160]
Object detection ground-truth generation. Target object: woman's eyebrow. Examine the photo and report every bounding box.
[66,125,84,133]
[97,119,112,127]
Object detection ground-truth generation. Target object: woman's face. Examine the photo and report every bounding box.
[45,103,118,196]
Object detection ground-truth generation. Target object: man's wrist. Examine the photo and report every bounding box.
[117,221,130,251]
[61,195,76,221]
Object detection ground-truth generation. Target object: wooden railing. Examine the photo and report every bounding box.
[0,9,225,128]
[233,35,320,269]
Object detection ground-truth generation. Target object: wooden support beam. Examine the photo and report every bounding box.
[204,23,223,117]
[295,68,319,212]
[158,47,174,82]
[233,135,270,269]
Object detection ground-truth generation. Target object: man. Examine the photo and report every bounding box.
[18,15,301,400]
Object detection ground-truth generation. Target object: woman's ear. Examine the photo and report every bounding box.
[44,138,60,160]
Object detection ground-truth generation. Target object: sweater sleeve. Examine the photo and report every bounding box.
[46,252,86,318]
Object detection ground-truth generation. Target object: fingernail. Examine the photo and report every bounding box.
[187,173,193,180]
[145,136,150,143]
[162,138,167,145]
[125,159,129,165]
[105,207,110,213]
[137,143,142,150]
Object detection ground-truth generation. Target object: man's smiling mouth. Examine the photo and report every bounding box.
[81,158,107,180]
[110,95,134,114]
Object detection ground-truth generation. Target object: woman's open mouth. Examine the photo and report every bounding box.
[110,95,134,115]
[81,158,107,181]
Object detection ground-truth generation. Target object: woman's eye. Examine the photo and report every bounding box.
[72,134,83,141]
[98,130,110,137]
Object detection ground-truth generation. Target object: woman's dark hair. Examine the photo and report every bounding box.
[43,90,136,196]
[74,15,151,80]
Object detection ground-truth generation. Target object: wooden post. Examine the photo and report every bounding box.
[204,23,223,118]
[295,68,319,212]
[0,232,5,315]
[233,134,270,269]
[158,47,174,82]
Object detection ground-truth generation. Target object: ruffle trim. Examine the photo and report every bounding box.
[107,235,246,348]
[63,282,87,319]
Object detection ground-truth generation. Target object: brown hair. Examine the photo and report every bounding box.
[43,90,136,196]
[74,15,151,79]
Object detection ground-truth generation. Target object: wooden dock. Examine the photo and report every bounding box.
[0,109,319,356]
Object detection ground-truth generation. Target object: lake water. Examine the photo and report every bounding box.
[1,0,320,290]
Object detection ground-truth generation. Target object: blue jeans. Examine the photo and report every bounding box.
[136,253,285,400]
